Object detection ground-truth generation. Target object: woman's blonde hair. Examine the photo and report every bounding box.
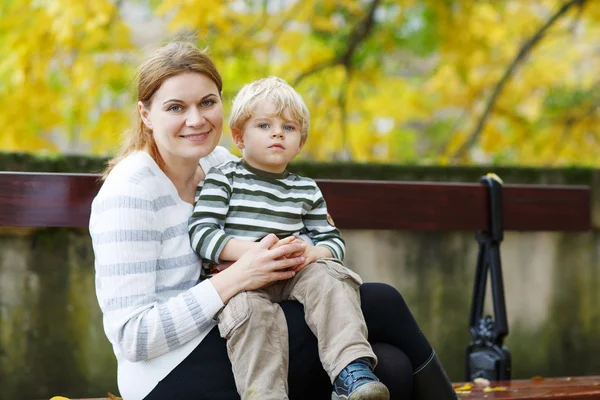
[229,76,309,141]
[103,41,223,178]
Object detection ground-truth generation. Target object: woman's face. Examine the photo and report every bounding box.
[139,72,223,165]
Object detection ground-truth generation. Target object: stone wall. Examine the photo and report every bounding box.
[1,227,600,399]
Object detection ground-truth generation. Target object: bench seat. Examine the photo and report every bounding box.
[65,376,600,400]
[455,376,600,399]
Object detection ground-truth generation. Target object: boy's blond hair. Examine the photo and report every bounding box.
[229,76,310,140]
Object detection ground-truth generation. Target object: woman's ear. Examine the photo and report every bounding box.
[138,101,152,129]
[232,128,245,149]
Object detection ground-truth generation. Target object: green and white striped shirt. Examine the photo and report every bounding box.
[189,160,345,266]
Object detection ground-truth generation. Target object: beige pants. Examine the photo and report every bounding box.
[217,259,377,400]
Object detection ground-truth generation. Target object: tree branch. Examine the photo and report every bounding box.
[338,67,352,160]
[292,59,339,86]
[451,0,588,161]
[293,0,381,86]
[339,0,381,68]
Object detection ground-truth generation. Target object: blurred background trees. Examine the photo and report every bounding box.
[1,0,599,165]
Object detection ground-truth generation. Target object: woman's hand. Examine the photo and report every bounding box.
[209,234,306,303]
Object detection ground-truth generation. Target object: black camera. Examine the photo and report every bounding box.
[466,175,511,382]
[466,316,511,381]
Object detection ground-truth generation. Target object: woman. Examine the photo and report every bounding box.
[89,41,457,400]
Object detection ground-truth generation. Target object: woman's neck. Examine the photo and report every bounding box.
[149,148,205,204]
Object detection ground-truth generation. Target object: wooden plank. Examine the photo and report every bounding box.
[456,376,600,399]
[318,179,590,232]
[0,172,101,228]
[0,173,591,231]
[64,376,600,400]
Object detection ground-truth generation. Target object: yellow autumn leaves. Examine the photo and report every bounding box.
[1,0,599,166]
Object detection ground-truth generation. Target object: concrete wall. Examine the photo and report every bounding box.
[1,226,599,399]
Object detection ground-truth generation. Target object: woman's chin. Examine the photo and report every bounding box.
[178,138,217,158]
[191,143,218,159]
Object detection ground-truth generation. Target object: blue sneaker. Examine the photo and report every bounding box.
[332,358,390,400]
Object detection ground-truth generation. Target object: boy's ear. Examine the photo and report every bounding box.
[232,128,245,149]
[298,135,307,152]
[138,101,152,129]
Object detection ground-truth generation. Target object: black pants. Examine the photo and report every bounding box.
[145,283,434,399]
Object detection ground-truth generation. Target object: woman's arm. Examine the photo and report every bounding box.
[91,182,224,362]
[92,180,307,362]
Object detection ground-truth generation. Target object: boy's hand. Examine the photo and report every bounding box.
[292,246,332,272]
[270,236,306,258]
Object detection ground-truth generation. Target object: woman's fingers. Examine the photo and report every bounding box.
[257,233,279,249]
[270,235,296,250]
[268,256,305,271]
[269,242,305,260]
[271,270,296,281]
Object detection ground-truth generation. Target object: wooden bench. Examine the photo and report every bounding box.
[1,171,598,400]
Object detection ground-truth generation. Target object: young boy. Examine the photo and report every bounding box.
[189,76,389,400]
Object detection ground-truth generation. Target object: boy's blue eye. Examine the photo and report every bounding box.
[284,125,295,131]
[258,123,270,129]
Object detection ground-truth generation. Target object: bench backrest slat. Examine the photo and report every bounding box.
[0,172,591,231]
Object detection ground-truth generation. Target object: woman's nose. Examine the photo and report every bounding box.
[186,108,205,127]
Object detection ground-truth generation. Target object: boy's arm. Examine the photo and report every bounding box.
[189,167,260,263]
[189,168,237,263]
[218,238,258,261]
[302,184,345,262]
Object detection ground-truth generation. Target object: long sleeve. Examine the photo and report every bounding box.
[303,186,346,261]
[90,172,224,363]
[189,167,234,263]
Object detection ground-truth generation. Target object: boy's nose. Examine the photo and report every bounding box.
[271,129,283,138]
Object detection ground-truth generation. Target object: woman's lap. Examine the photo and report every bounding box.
[145,282,422,399]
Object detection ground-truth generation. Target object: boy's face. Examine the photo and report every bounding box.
[232,101,305,174]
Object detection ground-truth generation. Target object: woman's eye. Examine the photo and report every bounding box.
[201,99,215,107]
[168,105,183,112]
[258,123,270,129]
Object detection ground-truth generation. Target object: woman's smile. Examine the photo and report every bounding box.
[180,131,211,141]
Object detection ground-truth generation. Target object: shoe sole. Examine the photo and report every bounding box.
[331,382,390,400]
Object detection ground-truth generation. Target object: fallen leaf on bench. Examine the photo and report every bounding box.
[50,397,70,400]
[108,392,123,400]
[483,386,507,392]
[454,383,473,393]
[531,375,545,381]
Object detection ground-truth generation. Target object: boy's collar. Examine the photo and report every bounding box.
[241,159,290,179]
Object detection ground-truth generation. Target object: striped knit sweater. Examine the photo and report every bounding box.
[89,148,236,400]
[189,159,345,268]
